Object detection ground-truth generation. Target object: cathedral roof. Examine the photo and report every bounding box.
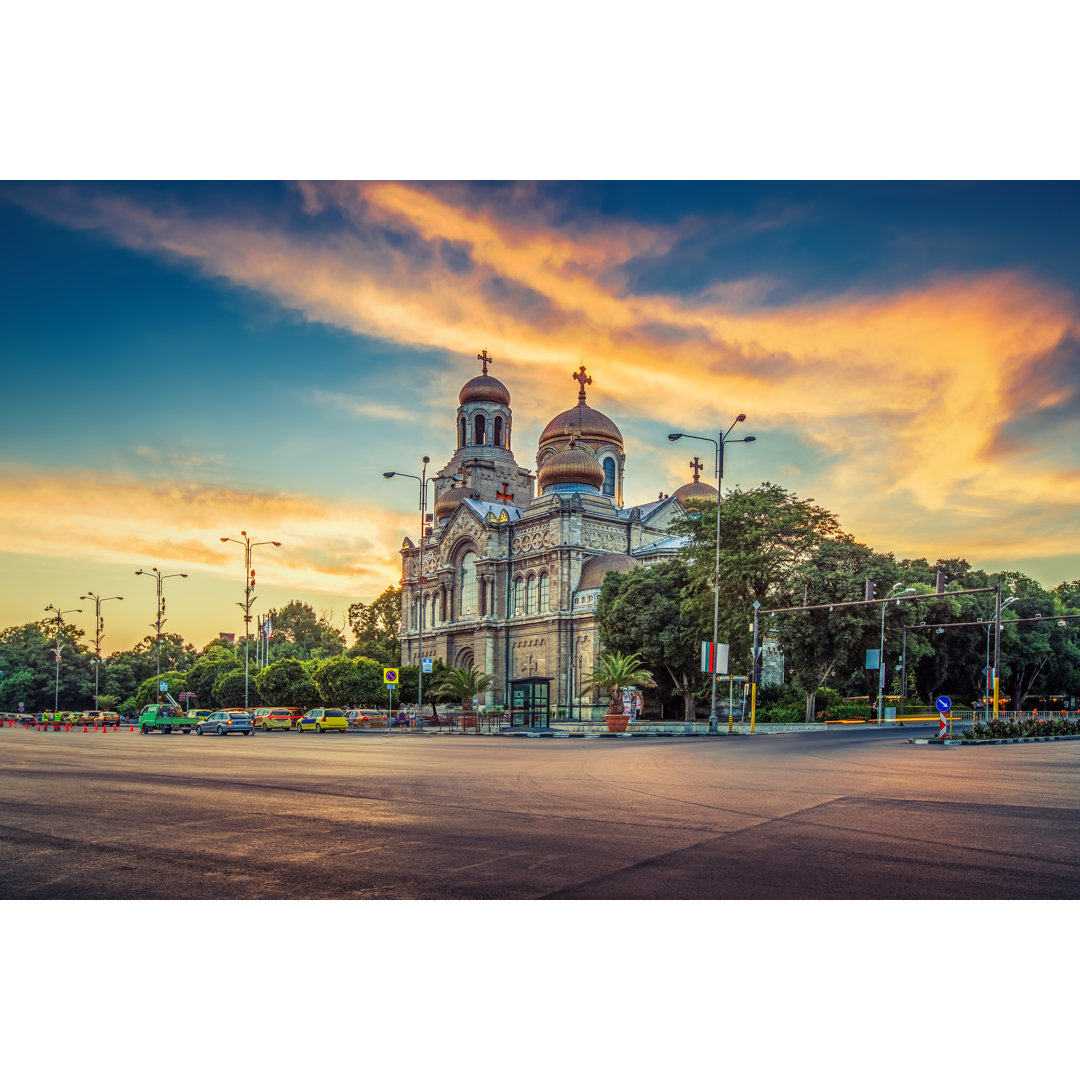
[577,552,642,591]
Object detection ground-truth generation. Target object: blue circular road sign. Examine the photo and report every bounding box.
[936,695,952,713]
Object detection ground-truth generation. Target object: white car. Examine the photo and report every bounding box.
[195,710,254,736]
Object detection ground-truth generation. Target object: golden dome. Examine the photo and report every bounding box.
[538,364,622,452]
[538,441,605,492]
[539,402,623,450]
[578,553,642,590]
[673,480,718,503]
[459,374,511,407]
[433,486,481,521]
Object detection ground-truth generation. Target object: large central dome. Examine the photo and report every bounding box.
[538,364,623,452]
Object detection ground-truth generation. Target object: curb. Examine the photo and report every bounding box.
[909,734,1080,747]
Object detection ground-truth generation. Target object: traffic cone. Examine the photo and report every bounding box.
[83,724,88,732]
[129,724,134,732]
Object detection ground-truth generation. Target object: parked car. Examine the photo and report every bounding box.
[344,709,386,728]
[296,708,348,733]
[251,707,300,732]
[195,710,254,736]
[186,709,212,721]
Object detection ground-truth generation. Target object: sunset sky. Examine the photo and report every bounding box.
[2,180,1078,652]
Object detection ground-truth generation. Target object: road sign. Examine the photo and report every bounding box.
[421,658,433,674]
[935,695,952,713]
[865,649,880,669]
[383,668,399,685]
[18,702,24,712]
[939,714,948,738]
[160,681,168,691]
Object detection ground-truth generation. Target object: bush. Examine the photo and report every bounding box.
[758,703,804,724]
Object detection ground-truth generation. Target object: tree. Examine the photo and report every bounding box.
[436,665,493,719]
[134,671,187,709]
[672,484,846,674]
[254,658,320,710]
[595,560,704,723]
[0,620,92,712]
[312,656,387,706]
[265,601,346,660]
[581,652,655,715]
[213,669,258,708]
[185,647,241,707]
[347,586,401,665]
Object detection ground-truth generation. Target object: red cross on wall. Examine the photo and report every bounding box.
[495,482,514,504]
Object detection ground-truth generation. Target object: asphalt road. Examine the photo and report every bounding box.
[1,725,1077,899]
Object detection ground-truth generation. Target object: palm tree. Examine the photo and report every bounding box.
[582,651,655,715]
[436,664,494,720]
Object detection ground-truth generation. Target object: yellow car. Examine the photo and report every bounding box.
[251,707,299,732]
[296,708,348,733]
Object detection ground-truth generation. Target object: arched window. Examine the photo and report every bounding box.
[473,414,486,445]
[459,552,478,616]
[428,594,437,627]
[524,576,534,614]
[412,596,420,630]
[494,416,503,447]
[602,457,616,497]
[459,416,467,447]
[538,572,549,611]
[513,577,522,615]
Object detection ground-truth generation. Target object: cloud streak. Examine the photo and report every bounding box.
[5,181,1078,569]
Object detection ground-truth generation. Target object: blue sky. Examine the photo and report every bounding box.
[1,181,1077,650]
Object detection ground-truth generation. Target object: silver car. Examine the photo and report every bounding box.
[195,710,254,736]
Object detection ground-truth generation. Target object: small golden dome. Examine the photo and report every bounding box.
[578,553,642,590]
[459,374,511,407]
[538,441,605,492]
[434,486,481,521]
[673,481,718,503]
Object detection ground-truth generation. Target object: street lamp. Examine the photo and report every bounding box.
[668,415,756,732]
[135,568,188,704]
[384,460,463,724]
[984,597,1017,721]
[43,603,82,712]
[79,592,123,709]
[220,533,281,709]
[878,584,915,721]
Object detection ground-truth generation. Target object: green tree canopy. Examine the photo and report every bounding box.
[581,651,655,715]
[312,655,387,707]
[253,658,320,710]
[265,601,346,660]
[213,669,258,709]
[595,560,701,722]
[347,586,401,666]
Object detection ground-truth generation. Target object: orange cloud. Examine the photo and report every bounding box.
[0,465,409,598]
[6,182,1078,571]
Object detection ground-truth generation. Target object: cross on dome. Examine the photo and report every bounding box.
[478,349,493,375]
[572,364,592,402]
[690,456,703,482]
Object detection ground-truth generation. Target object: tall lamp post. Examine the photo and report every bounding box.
[220,533,282,709]
[384,460,463,723]
[878,584,916,720]
[668,416,756,731]
[79,592,123,709]
[44,603,82,712]
[135,568,188,704]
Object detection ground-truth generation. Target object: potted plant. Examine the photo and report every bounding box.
[582,651,655,733]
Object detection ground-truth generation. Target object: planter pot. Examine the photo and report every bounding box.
[605,714,629,733]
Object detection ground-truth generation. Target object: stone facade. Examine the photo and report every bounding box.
[397,354,695,709]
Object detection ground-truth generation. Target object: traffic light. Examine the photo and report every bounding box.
[865,579,877,602]
[936,571,947,595]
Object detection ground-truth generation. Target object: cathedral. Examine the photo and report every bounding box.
[397,351,718,721]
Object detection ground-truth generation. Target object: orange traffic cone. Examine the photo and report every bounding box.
[129,724,134,732]
[83,724,88,732]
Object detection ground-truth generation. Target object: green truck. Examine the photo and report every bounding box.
[138,695,198,735]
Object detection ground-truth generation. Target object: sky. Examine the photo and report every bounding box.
[1,180,1078,652]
